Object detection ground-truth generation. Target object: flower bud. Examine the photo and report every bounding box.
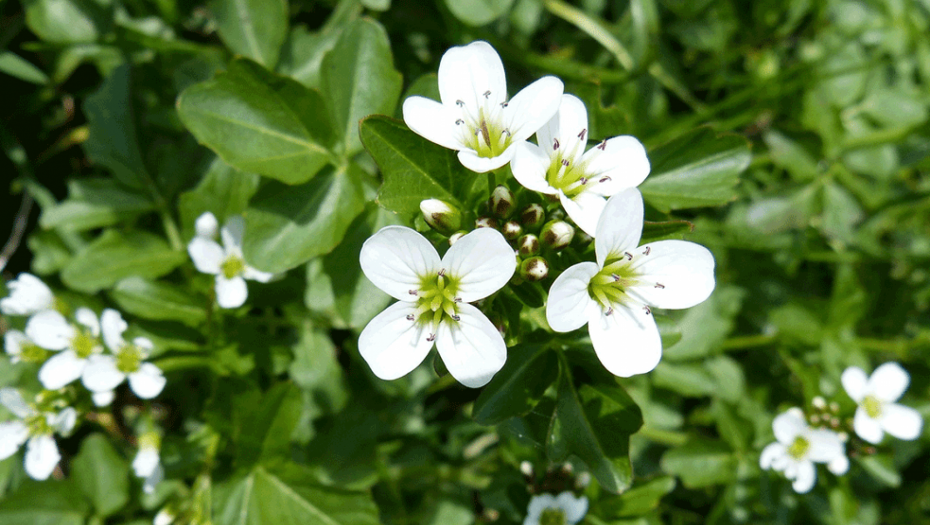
[541,220,574,250]
[519,256,549,281]
[419,199,462,235]
[475,216,498,229]
[489,185,516,218]
[449,231,467,245]
[519,203,545,230]
[502,220,522,240]
[518,234,540,256]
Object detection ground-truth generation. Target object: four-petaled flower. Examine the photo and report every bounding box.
[403,40,564,173]
[841,362,923,444]
[523,491,588,525]
[0,388,76,480]
[27,308,104,390]
[188,212,273,309]
[359,226,516,387]
[512,94,650,236]
[546,189,715,377]
[1,273,54,316]
[82,309,167,400]
[760,407,848,493]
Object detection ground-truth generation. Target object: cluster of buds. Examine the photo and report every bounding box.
[809,396,843,431]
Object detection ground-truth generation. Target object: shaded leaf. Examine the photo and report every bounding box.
[210,0,288,68]
[71,434,130,517]
[473,344,558,425]
[61,230,186,293]
[110,277,207,326]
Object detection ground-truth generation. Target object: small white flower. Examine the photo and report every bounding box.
[188,213,273,309]
[760,408,848,493]
[82,309,166,400]
[92,390,116,407]
[1,273,54,316]
[4,329,50,364]
[545,189,715,377]
[27,308,103,390]
[154,508,176,525]
[133,432,163,494]
[523,492,588,525]
[402,40,564,173]
[359,226,516,387]
[512,94,650,236]
[841,363,923,444]
[0,388,76,480]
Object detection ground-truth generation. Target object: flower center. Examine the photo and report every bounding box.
[19,342,49,363]
[72,329,99,359]
[588,258,640,313]
[788,436,810,460]
[221,255,246,279]
[409,269,461,329]
[544,133,613,198]
[455,99,512,159]
[539,508,567,525]
[116,344,146,374]
[862,395,883,418]
[25,413,52,436]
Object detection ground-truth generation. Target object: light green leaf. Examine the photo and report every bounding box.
[660,438,736,488]
[23,0,112,44]
[277,26,342,89]
[0,52,49,84]
[235,383,302,466]
[110,277,207,326]
[473,344,558,425]
[651,362,715,397]
[763,129,820,181]
[40,178,155,231]
[598,476,676,518]
[664,285,744,360]
[444,0,516,26]
[178,157,261,236]
[210,0,288,68]
[61,230,186,293]
[289,327,348,414]
[640,219,694,243]
[0,480,90,525]
[71,434,130,517]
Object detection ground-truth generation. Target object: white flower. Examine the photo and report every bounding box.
[841,363,923,444]
[359,226,516,387]
[188,213,273,309]
[402,40,563,173]
[1,273,54,316]
[545,188,715,377]
[759,408,848,493]
[0,388,76,480]
[133,432,163,494]
[92,390,116,407]
[83,309,166,400]
[154,509,176,525]
[523,492,588,525]
[4,329,50,364]
[512,94,650,236]
[27,308,103,390]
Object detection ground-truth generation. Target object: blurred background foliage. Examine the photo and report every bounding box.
[2,0,930,524]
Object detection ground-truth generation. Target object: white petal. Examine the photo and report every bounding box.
[82,354,126,392]
[154,509,175,525]
[143,464,164,494]
[215,275,248,308]
[791,460,816,493]
[92,390,115,407]
[525,494,556,523]
[38,350,86,390]
[221,215,245,252]
[867,362,909,402]
[772,408,807,444]
[554,491,588,523]
[827,454,849,475]
[437,41,506,109]
[595,188,643,266]
[195,211,219,239]
[581,136,650,195]
[360,226,441,301]
[0,421,28,460]
[559,190,606,238]
[3,330,27,357]
[841,366,869,403]
[806,429,844,463]
[74,307,100,336]
[457,147,515,173]
[358,302,435,381]
[441,228,515,302]
[54,408,77,436]
[503,76,564,143]
[629,240,716,310]
[760,442,787,470]
[853,407,884,444]
[133,448,161,478]
[546,262,600,333]
[511,142,558,195]
[101,308,128,352]
[25,310,75,351]
[129,363,167,399]
[0,388,32,418]
[187,237,224,275]
[402,96,466,151]
[435,303,507,388]
[880,403,922,440]
[133,337,154,352]
[537,94,589,165]
[587,305,662,377]
[24,435,60,480]
[243,266,274,283]
[0,273,54,316]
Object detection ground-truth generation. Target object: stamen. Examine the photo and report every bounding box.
[438,269,445,277]
[500,102,509,108]
[483,90,491,98]
[605,307,613,316]
[624,252,633,260]
[451,314,461,321]
[455,119,464,125]
[644,246,651,255]
[561,159,569,167]
[456,100,464,107]
[426,333,436,342]
[454,297,462,302]
[597,140,607,150]
[599,176,611,183]
[578,128,587,141]
[611,274,621,282]
[408,289,419,296]
[553,138,560,150]
[406,314,415,321]
[580,177,588,185]
[643,305,652,315]
[655,283,665,289]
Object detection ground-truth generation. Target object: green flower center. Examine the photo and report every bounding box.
[410,270,461,330]
[788,436,810,460]
[116,344,146,373]
[457,104,513,159]
[221,255,246,279]
[539,508,567,525]
[26,413,52,436]
[544,134,611,198]
[72,329,99,359]
[19,342,49,363]
[863,395,883,418]
[588,258,641,312]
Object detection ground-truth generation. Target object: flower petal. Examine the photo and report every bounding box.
[221,215,245,252]
[82,354,126,392]
[402,96,466,151]
[806,429,843,463]
[511,142,557,195]
[195,211,219,239]
[129,363,167,399]
[24,435,60,480]
[435,303,507,388]
[760,442,786,470]
[358,302,434,381]
[101,308,128,352]
[581,136,650,195]
[215,275,248,308]
[827,454,849,475]
[0,421,29,460]
[559,190,606,238]
[841,366,869,403]
[791,460,816,493]
[0,388,32,418]
[880,403,922,441]
[546,262,600,333]
[187,237,224,275]
[503,76,564,143]
[587,305,662,377]
[92,390,115,407]
[38,350,86,390]
[3,330,27,358]
[853,407,884,444]
[595,188,643,266]
[867,362,909,402]
[54,407,77,436]
[360,226,441,301]
[437,40,507,109]
[525,494,556,523]
[628,240,716,310]
[441,228,516,302]
[555,491,588,523]
[0,273,54,316]
[243,266,274,283]
[537,94,589,165]
[25,310,75,351]
[143,464,164,495]
[772,408,807,444]
[133,448,161,478]
[457,148,515,173]
[75,307,100,336]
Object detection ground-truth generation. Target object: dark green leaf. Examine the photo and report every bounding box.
[236,383,302,466]
[277,26,342,89]
[178,157,261,236]
[61,230,186,293]
[210,0,288,68]
[110,277,207,326]
[23,0,112,44]
[598,476,676,518]
[473,344,558,425]
[640,219,694,243]
[0,52,49,85]
[444,0,516,26]
[71,434,130,517]
[40,178,155,231]
[660,438,736,488]
[0,480,90,525]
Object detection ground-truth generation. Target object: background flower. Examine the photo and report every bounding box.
[842,363,923,444]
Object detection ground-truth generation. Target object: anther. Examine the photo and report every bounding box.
[597,140,607,150]
[655,283,665,289]
[406,314,415,321]
[426,333,436,342]
[455,119,464,125]
[483,90,491,98]
[644,246,651,255]
[611,274,621,282]
[456,100,464,107]
[438,269,446,277]
[502,129,511,136]
[624,252,633,260]
[553,138,560,150]
[451,314,461,321]
[454,297,462,302]
[580,177,588,185]
[643,305,652,315]
[578,128,587,141]
[599,176,611,183]
[561,159,569,166]
[408,289,419,295]
[605,307,613,316]
[500,102,509,108]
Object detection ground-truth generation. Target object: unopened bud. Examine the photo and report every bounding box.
[519,203,545,230]
[576,472,592,489]
[420,199,461,235]
[449,231,467,245]
[520,256,549,281]
[541,220,574,250]
[518,234,540,256]
[475,216,498,229]
[502,221,522,240]
[829,402,839,413]
[812,396,826,409]
[490,185,516,218]
[520,461,534,477]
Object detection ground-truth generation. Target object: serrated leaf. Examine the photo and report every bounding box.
[110,277,207,325]
[61,230,186,293]
[473,344,558,425]
[71,434,130,517]
[210,0,288,68]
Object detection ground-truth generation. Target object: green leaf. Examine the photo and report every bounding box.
[61,230,186,293]
[177,58,335,185]
[444,0,516,26]
[659,438,736,488]
[277,26,343,89]
[322,19,403,156]
[360,115,475,218]
[598,476,676,518]
[178,157,261,236]
[236,383,303,466]
[0,52,49,85]
[289,327,348,413]
[23,0,112,44]
[0,480,90,525]
[473,344,558,425]
[640,127,749,212]
[640,219,694,243]
[214,464,380,525]
[71,434,130,517]
[40,178,156,231]
[209,0,288,68]
[242,163,366,274]
[651,361,715,397]
[664,285,744,360]
[110,277,207,326]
